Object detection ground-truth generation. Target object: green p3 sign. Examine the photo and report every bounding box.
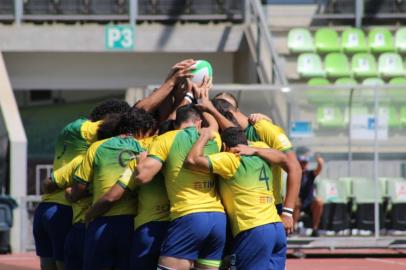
[105,25,135,50]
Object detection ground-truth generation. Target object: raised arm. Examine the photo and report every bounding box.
[135,59,195,112]
[313,154,324,176]
[184,128,213,173]
[135,152,163,185]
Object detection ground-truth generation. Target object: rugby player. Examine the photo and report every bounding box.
[34,99,130,270]
[185,126,289,269]
[212,93,302,234]
[135,102,226,270]
[70,108,154,270]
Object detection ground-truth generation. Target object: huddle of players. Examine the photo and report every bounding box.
[33,59,302,270]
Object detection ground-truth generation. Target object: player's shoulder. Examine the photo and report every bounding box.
[249,141,269,149]
[254,119,286,134]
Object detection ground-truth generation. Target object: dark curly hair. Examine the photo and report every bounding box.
[89,99,130,121]
[97,107,157,139]
[221,127,248,148]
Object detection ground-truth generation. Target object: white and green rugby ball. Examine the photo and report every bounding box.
[191,60,213,85]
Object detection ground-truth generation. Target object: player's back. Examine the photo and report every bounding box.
[210,146,281,236]
[148,127,224,220]
[90,135,142,216]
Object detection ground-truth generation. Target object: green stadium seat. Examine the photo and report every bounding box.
[386,178,406,230]
[338,177,356,199]
[317,179,350,231]
[379,106,400,128]
[288,28,315,53]
[325,53,352,78]
[351,53,378,78]
[315,28,341,53]
[335,77,357,86]
[305,78,330,103]
[297,53,326,78]
[341,28,368,53]
[335,78,357,103]
[317,106,346,128]
[388,77,406,103]
[362,78,385,103]
[400,107,406,127]
[378,53,406,78]
[352,178,384,230]
[395,27,406,53]
[368,28,395,53]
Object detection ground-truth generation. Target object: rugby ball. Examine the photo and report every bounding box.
[191,60,213,85]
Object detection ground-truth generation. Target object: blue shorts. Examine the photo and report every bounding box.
[231,222,287,270]
[130,221,169,270]
[33,202,73,261]
[83,215,134,270]
[276,203,283,216]
[64,223,85,270]
[160,212,226,261]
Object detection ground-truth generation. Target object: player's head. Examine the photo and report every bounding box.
[175,104,203,129]
[296,146,310,170]
[89,99,130,121]
[119,107,157,139]
[214,92,239,108]
[211,98,240,127]
[221,126,248,152]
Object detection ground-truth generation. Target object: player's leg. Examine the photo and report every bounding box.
[114,215,134,270]
[196,212,227,270]
[33,203,57,270]
[64,223,86,270]
[269,222,287,270]
[83,217,115,270]
[159,213,214,270]
[230,224,275,269]
[130,221,169,270]
[310,196,324,236]
[46,204,72,270]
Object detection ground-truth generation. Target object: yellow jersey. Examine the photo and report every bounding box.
[148,127,224,220]
[244,119,293,205]
[43,118,101,205]
[73,136,142,217]
[207,141,281,236]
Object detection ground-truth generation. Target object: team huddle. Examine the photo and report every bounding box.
[33,59,302,270]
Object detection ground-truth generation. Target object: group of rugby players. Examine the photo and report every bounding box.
[33,59,302,270]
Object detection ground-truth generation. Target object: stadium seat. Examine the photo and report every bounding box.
[288,28,315,53]
[387,179,406,230]
[306,78,330,103]
[351,53,378,78]
[317,106,346,128]
[379,106,400,128]
[338,177,356,199]
[297,53,326,78]
[361,78,385,103]
[315,28,341,53]
[395,27,406,53]
[368,28,395,53]
[353,178,384,231]
[325,53,352,78]
[400,107,406,127]
[318,179,350,231]
[387,77,406,103]
[378,53,406,78]
[341,28,368,53]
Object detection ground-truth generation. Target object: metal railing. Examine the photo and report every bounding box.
[35,165,53,196]
[6,0,244,25]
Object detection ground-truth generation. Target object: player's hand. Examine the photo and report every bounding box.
[315,154,324,165]
[194,76,214,110]
[42,177,54,194]
[281,214,294,235]
[165,59,196,84]
[136,151,148,164]
[64,187,73,203]
[248,113,272,124]
[231,144,256,156]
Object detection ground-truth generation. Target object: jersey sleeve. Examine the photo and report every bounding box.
[81,120,102,144]
[117,160,137,192]
[207,152,240,180]
[213,131,222,151]
[254,120,293,152]
[147,132,174,163]
[52,155,84,189]
[73,141,102,185]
